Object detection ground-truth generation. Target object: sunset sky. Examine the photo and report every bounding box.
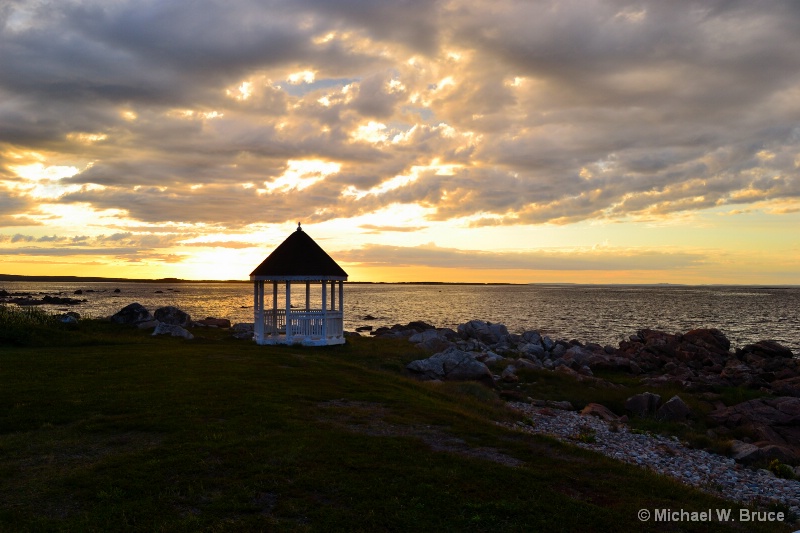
[1,0,799,284]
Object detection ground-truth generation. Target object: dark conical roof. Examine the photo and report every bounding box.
[250,226,348,280]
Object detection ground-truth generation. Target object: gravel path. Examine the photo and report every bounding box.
[505,401,800,517]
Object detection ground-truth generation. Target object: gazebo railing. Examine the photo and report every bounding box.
[257,308,344,344]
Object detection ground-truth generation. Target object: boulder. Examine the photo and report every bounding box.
[152,322,194,340]
[406,348,494,387]
[683,328,731,355]
[581,403,620,422]
[625,392,661,417]
[110,303,154,325]
[709,396,800,460]
[730,440,799,465]
[501,365,519,383]
[154,306,191,327]
[457,320,508,345]
[196,317,231,328]
[738,340,794,359]
[231,323,254,340]
[656,395,691,421]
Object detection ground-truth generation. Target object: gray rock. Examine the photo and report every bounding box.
[521,330,542,345]
[564,346,592,367]
[625,392,662,417]
[110,303,153,325]
[406,348,494,387]
[137,320,159,330]
[542,336,555,351]
[59,314,78,325]
[152,322,194,340]
[231,322,254,340]
[501,365,519,383]
[657,395,691,421]
[154,306,191,327]
[551,344,566,358]
[520,342,545,359]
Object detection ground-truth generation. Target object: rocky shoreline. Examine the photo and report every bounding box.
[363,318,800,518]
[505,401,800,517]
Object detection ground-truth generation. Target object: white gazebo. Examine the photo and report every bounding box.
[250,224,348,346]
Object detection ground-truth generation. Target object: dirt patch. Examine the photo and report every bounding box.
[316,399,523,468]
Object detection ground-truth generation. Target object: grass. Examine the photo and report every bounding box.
[0,322,793,531]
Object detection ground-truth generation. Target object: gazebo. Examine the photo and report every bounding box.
[250,224,348,346]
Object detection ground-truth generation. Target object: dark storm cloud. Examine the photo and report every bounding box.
[1,0,800,235]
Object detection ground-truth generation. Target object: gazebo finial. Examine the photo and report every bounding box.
[297,222,302,231]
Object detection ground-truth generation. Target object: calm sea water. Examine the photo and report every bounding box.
[2,282,798,352]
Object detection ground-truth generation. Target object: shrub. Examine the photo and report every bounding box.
[0,304,66,346]
[768,459,795,480]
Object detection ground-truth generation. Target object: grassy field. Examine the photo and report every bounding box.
[0,314,794,531]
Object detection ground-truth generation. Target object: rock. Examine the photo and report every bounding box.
[738,340,794,359]
[683,328,731,354]
[355,326,373,332]
[530,399,574,411]
[113,288,121,293]
[521,330,542,345]
[564,345,592,367]
[154,306,191,327]
[581,403,620,422]
[406,348,494,387]
[73,289,83,295]
[152,322,194,340]
[231,322,254,340]
[730,440,799,465]
[59,314,78,325]
[501,365,519,383]
[196,317,231,328]
[656,395,692,421]
[110,303,154,325]
[457,320,508,345]
[137,320,159,330]
[709,396,800,461]
[625,392,661,417]
[542,336,555,351]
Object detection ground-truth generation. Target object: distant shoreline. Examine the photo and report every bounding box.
[0,274,517,286]
[1,274,796,288]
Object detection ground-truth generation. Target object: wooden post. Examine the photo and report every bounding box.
[272,282,278,337]
[253,281,261,343]
[285,281,292,343]
[321,281,327,339]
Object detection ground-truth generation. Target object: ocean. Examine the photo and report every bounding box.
[2,281,798,352]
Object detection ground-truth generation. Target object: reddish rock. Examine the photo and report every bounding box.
[581,403,619,422]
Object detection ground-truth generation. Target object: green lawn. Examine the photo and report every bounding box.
[0,322,792,532]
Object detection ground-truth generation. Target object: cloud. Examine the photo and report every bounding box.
[338,242,706,271]
[1,0,800,238]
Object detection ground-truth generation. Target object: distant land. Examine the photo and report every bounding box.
[0,274,517,285]
[1,274,795,288]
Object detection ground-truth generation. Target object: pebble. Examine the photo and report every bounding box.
[505,401,800,517]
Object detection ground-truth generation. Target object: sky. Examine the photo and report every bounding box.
[1,0,799,284]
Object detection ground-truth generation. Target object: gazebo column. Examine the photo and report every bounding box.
[253,281,263,342]
[321,281,327,339]
[305,282,310,311]
[285,281,292,343]
[330,281,336,311]
[338,281,343,316]
[272,282,278,337]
